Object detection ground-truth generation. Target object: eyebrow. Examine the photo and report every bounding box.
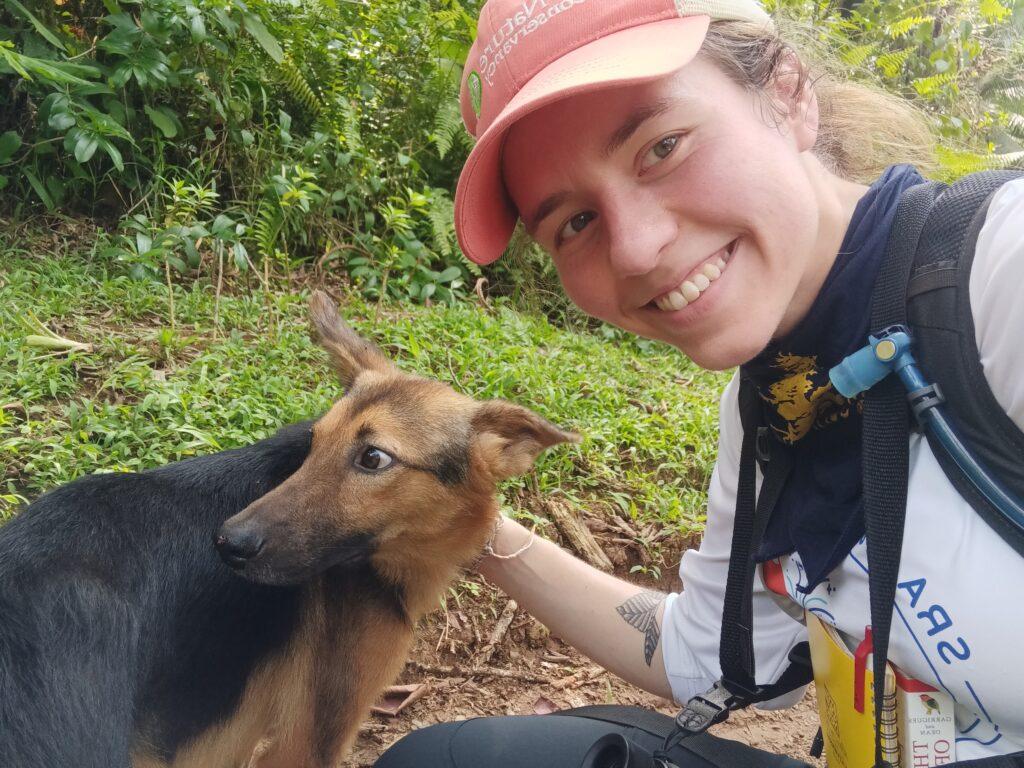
[526,190,571,234]
[603,98,679,158]
[524,98,681,234]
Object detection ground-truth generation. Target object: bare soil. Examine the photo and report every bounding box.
[351,572,824,767]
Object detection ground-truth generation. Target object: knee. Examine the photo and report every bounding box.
[374,721,462,768]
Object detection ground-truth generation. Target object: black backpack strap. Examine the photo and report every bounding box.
[718,375,792,697]
[560,705,814,767]
[670,376,812,741]
[863,179,946,768]
[907,170,1024,555]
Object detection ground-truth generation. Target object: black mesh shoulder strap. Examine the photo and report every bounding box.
[863,179,944,768]
[907,170,1024,554]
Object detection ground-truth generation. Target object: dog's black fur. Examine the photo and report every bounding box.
[0,422,318,768]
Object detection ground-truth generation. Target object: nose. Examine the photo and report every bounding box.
[604,193,677,279]
[214,525,265,569]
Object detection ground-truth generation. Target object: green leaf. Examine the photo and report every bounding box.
[99,139,124,171]
[437,266,462,283]
[24,168,54,210]
[144,105,178,138]
[0,174,8,190]
[240,129,254,146]
[242,14,283,63]
[189,13,207,42]
[0,131,21,162]
[204,126,216,141]
[232,242,249,272]
[49,112,76,132]
[74,133,99,163]
[5,0,67,52]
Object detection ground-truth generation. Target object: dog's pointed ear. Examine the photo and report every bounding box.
[309,291,393,389]
[472,400,580,481]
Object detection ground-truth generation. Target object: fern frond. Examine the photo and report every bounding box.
[253,201,284,264]
[886,15,932,38]
[876,47,913,79]
[426,189,456,258]
[936,145,1024,178]
[432,98,464,159]
[912,71,957,97]
[280,54,323,119]
[987,150,1024,169]
[840,43,876,68]
[337,97,362,152]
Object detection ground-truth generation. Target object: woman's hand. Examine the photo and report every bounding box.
[478,516,674,702]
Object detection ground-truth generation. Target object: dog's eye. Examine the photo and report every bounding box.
[356,446,393,471]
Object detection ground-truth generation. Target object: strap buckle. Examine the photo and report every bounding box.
[674,680,737,735]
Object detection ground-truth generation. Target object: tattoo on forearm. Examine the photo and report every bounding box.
[616,590,665,666]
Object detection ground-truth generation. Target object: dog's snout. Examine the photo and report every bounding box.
[214,527,264,569]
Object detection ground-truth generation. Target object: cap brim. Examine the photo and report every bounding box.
[455,15,711,266]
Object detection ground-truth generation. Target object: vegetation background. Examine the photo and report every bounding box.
[2,0,1023,564]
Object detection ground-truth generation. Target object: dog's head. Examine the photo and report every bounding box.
[215,291,577,590]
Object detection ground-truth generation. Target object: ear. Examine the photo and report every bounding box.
[309,290,393,389]
[472,400,580,481]
[770,52,819,152]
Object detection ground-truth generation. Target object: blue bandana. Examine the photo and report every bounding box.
[743,165,926,591]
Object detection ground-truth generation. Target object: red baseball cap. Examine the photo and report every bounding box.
[454,0,774,265]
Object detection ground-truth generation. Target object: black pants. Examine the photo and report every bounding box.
[374,706,813,767]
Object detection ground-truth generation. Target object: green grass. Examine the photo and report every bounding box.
[0,233,729,555]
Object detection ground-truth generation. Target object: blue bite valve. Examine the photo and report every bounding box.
[829,344,891,399]
[829,327,914,398]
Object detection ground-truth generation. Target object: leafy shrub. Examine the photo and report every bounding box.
[771,0,1024,175]
[0,0,481,306]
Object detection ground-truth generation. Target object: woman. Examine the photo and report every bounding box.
[378,0,1024,765]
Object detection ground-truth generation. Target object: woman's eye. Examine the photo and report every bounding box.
[355,446,394,471]
[557,211,596,243]
[640,134,680,171]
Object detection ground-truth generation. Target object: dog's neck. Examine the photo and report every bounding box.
[370,497,499,620]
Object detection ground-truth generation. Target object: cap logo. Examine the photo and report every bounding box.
[476,0,588,87]
[468,71,483,118]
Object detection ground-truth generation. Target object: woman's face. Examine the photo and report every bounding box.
[501,56,846,370]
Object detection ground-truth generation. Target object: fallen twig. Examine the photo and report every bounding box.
[544,499,614,572]
[408,660,548,685]
[550,666,606,690]
[474,599,517,667]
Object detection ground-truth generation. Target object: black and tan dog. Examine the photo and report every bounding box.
[0,291,576,768]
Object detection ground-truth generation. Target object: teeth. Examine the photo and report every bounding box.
[680,281,701,302]
[666,291,687,310]
[653,242,735,312]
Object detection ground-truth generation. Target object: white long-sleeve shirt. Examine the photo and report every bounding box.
[661,178,1024,761]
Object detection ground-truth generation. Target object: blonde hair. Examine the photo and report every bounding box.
[699,20,938,182]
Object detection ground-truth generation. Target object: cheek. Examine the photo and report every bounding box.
[553,256,622,322]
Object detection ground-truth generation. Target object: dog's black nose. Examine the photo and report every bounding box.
[214,528,264,569]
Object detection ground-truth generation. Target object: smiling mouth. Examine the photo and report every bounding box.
[649,239,738,312]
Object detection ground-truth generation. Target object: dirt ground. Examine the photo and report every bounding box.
[351,570,825,767]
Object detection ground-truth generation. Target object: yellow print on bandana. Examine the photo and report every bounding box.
[764,353,858,443]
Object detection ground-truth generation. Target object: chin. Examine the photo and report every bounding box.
[675,332,773,371]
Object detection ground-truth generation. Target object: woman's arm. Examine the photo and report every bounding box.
[478,517,674,701]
